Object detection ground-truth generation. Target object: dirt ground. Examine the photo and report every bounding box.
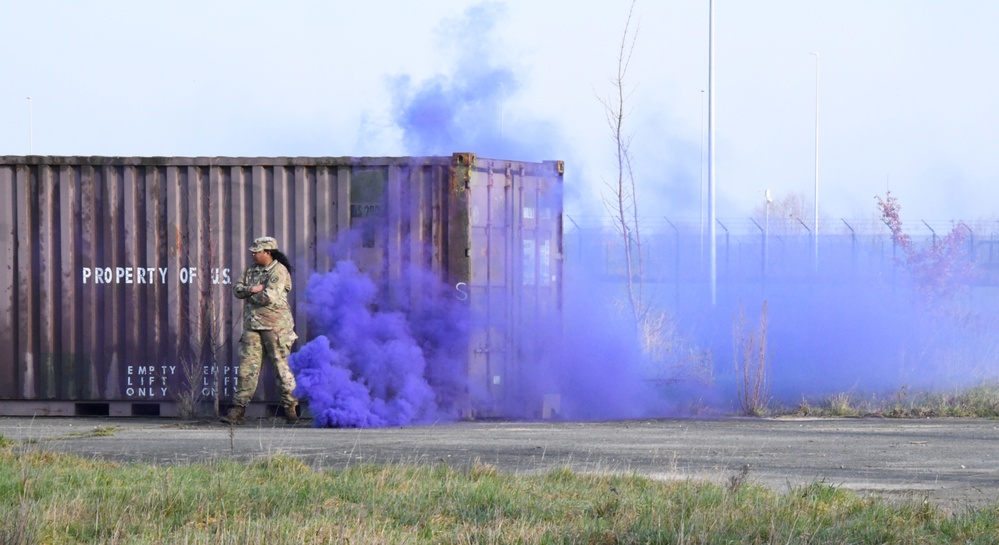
[2,416,997,512]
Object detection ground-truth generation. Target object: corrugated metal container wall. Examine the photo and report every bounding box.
[463,157,564,417]
[0,154,563,418]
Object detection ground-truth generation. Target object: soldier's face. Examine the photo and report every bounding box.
[251,250,268,265]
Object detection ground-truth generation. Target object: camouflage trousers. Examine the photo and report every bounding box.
[232,329,298,408]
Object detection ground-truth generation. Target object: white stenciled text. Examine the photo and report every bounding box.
[83,267,168,285]
[81,266,232,285]
[125,364,176,398]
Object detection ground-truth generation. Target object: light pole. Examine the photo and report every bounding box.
[699,89,705,268]
[765,189,772,278]
[708,0,717,305]
[810,52,819,271]
[27,96,33,155]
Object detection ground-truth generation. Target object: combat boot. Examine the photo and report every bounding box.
[220,405,245,425]
[284,403,299,425]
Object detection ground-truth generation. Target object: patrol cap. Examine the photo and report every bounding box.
[249,236,278,253]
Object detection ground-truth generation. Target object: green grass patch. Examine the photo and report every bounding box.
[1,449,997,544]
[786,383,999,419]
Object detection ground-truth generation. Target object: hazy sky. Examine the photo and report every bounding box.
[3,1,997,227]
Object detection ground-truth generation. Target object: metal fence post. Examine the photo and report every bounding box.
[841,219,856,278]
[717,220,729,283]
[750,217,765,289]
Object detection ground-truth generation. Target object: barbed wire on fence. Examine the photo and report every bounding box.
[565,216,999,239]
[564,216,999,287]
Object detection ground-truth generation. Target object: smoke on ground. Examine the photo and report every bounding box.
[289,253,468,428]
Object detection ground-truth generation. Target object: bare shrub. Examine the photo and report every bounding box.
[876,190,974,302]
[599,2,715,392]
[599,0,644,328]
[176,353,203,420]
[640,309,712,385]
[733,301,771,416]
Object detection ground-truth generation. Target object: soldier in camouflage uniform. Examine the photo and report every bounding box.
[221,236,300,425]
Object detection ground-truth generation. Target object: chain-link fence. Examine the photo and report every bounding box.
[565,217,999,291]
[562,217,999,395]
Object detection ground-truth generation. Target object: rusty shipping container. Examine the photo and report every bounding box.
[0,154,564,419]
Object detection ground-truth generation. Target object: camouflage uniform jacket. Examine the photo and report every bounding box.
[233,260,295,338]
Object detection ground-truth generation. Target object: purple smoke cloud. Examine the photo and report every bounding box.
[290,336,386,428]
[377,1,689,421]
[289,258,461,428]
[389,1,560,162]
[348,1,999,423]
